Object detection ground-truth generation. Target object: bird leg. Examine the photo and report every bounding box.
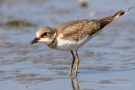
[69,50,76,76]
[75,50,80,76]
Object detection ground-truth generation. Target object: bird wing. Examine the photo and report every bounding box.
[55,9,127,41]
[56,20,100,41]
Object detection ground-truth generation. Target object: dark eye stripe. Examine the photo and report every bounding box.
[42,32,47,37]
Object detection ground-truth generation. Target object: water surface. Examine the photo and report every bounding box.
[0,0,135,90]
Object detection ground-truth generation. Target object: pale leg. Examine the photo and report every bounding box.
[69,50,76,76]
[75,50,80,76]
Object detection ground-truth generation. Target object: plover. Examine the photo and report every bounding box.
[31,9,128,76]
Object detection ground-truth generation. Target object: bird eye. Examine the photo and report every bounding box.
[42,32,47,37]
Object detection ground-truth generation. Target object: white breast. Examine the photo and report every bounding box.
[55,34,90,51]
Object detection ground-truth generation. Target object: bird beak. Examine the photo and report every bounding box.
[31,38,39,44]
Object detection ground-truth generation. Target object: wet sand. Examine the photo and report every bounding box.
[0,0,135,90]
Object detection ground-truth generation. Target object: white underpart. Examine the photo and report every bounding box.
[55,34,90,51]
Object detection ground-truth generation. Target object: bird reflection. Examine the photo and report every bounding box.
[71,77,80,90]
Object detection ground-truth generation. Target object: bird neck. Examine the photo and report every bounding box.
[47,31,58,48]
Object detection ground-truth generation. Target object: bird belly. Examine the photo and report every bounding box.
[55,35,90,51]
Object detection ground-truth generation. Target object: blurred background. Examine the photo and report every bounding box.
[0,0,135,90]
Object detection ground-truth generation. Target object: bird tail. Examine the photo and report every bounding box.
[98,7,134,29]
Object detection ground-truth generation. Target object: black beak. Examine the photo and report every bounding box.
[31,38,39,44]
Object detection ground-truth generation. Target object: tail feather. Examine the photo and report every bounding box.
[98,7,133,29]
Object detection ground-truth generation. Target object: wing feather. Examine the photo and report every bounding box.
[56,20,100,41]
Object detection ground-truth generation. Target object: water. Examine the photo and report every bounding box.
[0,0,135,90]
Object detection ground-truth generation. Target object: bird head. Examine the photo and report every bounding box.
[31,26,56,45]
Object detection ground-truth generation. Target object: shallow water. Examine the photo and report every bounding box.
[0,0,135,90]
